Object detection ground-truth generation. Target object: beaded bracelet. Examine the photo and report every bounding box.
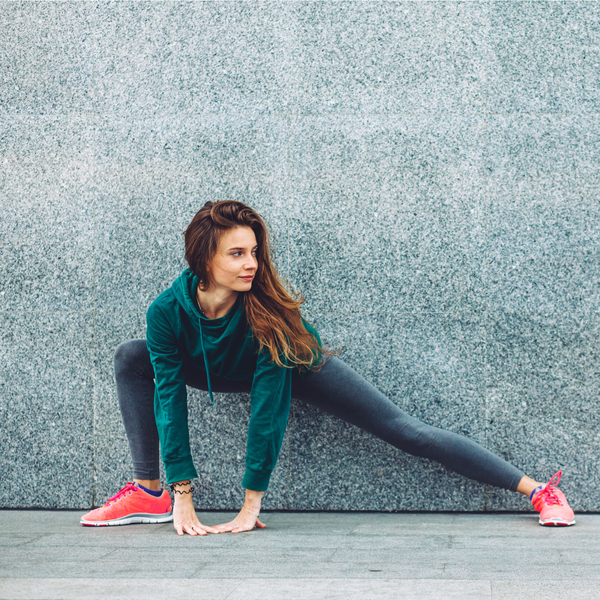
[169,480,195,495]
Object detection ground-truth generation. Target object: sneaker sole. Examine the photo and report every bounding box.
[80,512,173,527]
[539,517,576,527]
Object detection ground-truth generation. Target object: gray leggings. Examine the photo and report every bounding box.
[115,339,524,492]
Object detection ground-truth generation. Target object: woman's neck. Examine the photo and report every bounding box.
[196,287,238,320]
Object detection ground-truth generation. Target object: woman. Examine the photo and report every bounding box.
[81,200,575,535]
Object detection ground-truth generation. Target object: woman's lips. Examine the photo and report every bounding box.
[240,275,254,280]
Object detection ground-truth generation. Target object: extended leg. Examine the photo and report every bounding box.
[291,356,524,491]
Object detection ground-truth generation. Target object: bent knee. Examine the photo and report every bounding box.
[114,339,149,376]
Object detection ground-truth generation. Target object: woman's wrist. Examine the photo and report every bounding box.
[174,493,194,505]
[244,489,264,511]
[170,480,194,502]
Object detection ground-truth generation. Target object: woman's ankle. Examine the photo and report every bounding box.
[516,475,543,498]
[133,478,161,492]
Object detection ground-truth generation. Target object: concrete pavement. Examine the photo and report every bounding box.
[1,510,600,599]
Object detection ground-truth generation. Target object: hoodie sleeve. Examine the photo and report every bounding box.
[241,347,293,491]
[146,300,198,484]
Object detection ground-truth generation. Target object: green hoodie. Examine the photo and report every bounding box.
[145,268,322,491]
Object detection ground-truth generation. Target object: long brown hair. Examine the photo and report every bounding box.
[184,200,339,372]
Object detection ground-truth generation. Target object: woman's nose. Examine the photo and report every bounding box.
[245,254,258,270]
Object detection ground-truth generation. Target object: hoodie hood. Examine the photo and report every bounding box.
[171,267,203,321]
[171,268,242,330]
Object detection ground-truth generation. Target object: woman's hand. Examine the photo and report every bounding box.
[172,483,219,537]
[213,489,267,534]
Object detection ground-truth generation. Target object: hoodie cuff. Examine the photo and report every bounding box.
[164,456,199,485]
[242,467,272,492]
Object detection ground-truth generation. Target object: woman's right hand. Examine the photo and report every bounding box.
[172,490,219,537]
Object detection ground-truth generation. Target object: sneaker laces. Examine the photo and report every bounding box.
[105,482,138,506]
[533,471,563,507]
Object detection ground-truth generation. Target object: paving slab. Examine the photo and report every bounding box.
[0,578,494,600]
[491,580,600,600]
[1,511,600,599]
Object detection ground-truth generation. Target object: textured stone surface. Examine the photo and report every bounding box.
[287,2,487,114]
[486,178,600,317]
[482,111,600,512]
[287,114,486,315]
[289,209,486,316]
[93,2,289,116]
[486,115,600,317]
[0,313,95,509]
[487,114,600,186]
[305,312,488,439]
[487,2,600,114]
[0,2,95,114]
[287,113,486,221]
[0,115,95,312]
[1,1,598,511]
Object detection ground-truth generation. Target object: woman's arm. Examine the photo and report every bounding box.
[242,350,293,491]
[146,301,199,485]
[147,301,216,535]
[213,348,293,532]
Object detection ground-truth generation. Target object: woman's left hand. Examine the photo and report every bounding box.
[213,489,266,533]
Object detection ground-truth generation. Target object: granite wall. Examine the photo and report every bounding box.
[1,1,598,512]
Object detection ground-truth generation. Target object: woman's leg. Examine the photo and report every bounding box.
[81,339,254,525]
[114,339,253,489]
[114,339,161,486]
[291,356,525,492]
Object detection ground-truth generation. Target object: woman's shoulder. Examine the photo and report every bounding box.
[146,288,180,328]
[147,288,176,312]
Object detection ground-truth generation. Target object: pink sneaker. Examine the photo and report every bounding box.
[80,482,172,527]
[531,471,576,527]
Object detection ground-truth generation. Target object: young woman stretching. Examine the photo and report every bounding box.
[81,200,575,534]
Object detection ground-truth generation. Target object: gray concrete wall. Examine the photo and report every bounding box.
[1,1,598,512]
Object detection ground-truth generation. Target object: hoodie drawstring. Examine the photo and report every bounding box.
[198,318,215,406]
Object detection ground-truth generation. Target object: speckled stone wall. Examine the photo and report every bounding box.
[1,1,598,512]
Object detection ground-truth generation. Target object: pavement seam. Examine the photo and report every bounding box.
[189,562,209,578]
[98,548,118,560]
[224,579,245,599]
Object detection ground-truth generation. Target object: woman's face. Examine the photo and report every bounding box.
[207,226,258,293]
